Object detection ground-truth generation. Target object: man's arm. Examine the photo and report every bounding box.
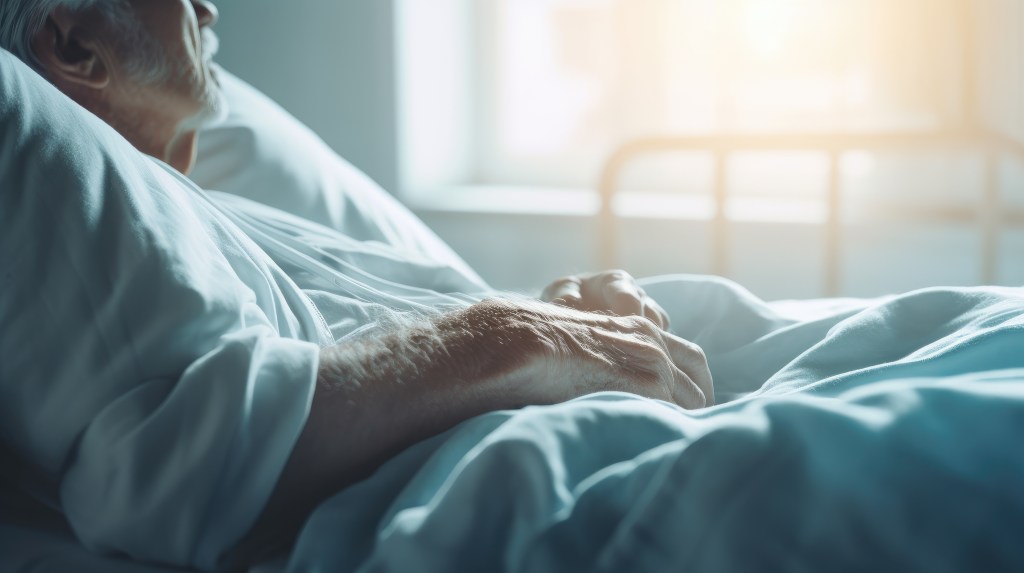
[241,298,712,557]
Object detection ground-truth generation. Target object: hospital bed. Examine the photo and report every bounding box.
[598,132,1024,295]
[3,47,1024,572]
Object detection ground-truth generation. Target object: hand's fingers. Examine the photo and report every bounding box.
[659,331,714,407]
[540,277,568,301]
[644,296,670,330]
[603,274,670,330]
[601,316,705,408]
[601,274,646,318]
[642,301,667,330]
[634,287,669,329]
[542,276,583,307]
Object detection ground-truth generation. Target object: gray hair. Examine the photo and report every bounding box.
[0,0,166,83]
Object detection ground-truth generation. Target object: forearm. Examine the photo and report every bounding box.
[298,302,542,490]
[240,298,711,560]
[244,300,546,554]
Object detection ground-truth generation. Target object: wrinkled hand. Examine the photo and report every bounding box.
[541,270,670,330]
[471,300,713,409]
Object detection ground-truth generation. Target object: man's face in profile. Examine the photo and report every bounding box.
[118,0,225,132]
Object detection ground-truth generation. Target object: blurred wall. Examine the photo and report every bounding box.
[212,0,400,193]
[975,0,1024,144]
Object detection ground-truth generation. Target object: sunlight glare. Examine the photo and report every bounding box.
[500,1,606,155]
[743,0,801,59]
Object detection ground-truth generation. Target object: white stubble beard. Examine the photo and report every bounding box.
[177,28,228,133]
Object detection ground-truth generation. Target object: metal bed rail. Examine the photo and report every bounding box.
[598,131,1024,297]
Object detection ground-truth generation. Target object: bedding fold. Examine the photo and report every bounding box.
[284,285,1024,573]
[0,50,322,571]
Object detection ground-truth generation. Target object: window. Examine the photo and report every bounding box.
[399,0,1010,200]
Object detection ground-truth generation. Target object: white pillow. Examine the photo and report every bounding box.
[0,49,320,570]
[191,66,483,284]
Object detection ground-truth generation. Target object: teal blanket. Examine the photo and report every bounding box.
[287,279,1024,572]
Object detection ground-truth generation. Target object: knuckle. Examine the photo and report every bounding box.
[553,296,583,310]
[610,288,641,306]
[544,276,577,294]
[673,337,706,362]
[599,270,631,286]
[621,314,658,332]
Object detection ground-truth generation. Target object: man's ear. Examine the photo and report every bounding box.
[31,7,110,90]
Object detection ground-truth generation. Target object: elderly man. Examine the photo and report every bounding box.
[0,0,713,567]
[6,3,1024,573]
